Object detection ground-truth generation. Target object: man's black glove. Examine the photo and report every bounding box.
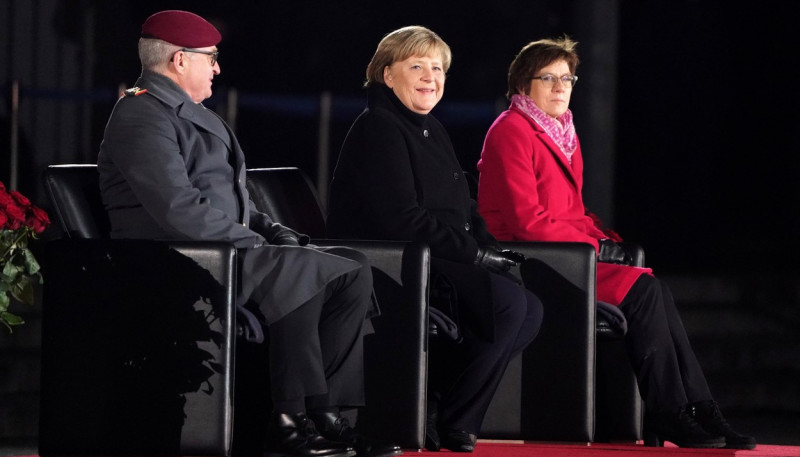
[271,232,300,246]
[598,239,632,265]
[475,246,517,273]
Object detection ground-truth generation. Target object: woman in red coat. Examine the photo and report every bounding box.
[476,36,755,450]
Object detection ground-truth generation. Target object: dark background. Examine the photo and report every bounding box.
[5,0,800,274]
[2,0,800,448]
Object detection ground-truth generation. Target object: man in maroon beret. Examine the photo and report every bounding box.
[97,10,401,457]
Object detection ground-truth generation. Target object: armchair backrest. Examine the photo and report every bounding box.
[245,167,326,238]
[43,164,110,239]
[42,165,327,241]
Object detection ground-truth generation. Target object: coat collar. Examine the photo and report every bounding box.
[368,84,430,127]
[134,70,233,149]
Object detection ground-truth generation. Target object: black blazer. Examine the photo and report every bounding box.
[327,84,498,341]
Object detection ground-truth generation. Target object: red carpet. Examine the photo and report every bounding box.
[406,441,800,457]
[14,444,800,457]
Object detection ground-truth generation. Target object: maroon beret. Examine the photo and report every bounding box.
[141,10,221,48]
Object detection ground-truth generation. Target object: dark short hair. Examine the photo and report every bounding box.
[507,36,579,99]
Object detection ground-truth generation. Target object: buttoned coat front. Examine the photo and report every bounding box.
[98,70,361,325]
[327,84,499,341]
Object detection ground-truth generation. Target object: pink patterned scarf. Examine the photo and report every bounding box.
[511,94,577,164]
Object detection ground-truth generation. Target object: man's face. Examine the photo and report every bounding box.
[178,47,220,103]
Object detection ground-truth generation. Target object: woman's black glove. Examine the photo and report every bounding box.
[498,249,526,264]
[475,246,519,273]
[598,239,632,265]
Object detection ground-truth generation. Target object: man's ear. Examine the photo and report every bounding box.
[171,50,187,74]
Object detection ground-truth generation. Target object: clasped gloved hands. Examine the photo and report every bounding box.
[598,239,633,265]
[474,246,525,273]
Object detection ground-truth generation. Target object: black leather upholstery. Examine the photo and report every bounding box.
[40,165,241,456]
[248,167,640,444]
[39,164,432,453]
[39,239,238,456]
[43,164,110,239]
[245,167,327,238]
[463,170,642,442]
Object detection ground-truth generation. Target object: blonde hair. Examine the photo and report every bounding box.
[364,26,452,87]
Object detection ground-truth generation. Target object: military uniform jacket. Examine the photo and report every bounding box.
[98,70,361,325]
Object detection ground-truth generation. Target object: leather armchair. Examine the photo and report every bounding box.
[246,167,642,444]
[40,165,240,456]
[38,164,431,455]
[245,168,430,449]
[463,169,642,442]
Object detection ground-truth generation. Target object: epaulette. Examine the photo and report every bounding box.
[123,87,148,97]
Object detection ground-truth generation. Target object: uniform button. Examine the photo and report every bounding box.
[464,222,471,231]
[453,172,460,180]
[423,129,429,137]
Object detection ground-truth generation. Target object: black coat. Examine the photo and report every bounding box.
[327,84,499,341]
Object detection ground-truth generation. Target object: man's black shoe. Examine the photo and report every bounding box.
[309,411,403,457]
[264,412,356,457]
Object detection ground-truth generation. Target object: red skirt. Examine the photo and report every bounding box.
[597,262,653,306]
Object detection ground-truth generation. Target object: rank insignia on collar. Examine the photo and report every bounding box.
[124,87,148,97]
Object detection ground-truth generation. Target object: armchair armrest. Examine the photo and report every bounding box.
[503,241,597,442]
[315,239,431,450]
[39,238,238,456]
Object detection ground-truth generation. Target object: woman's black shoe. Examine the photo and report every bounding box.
[643,407,725,448]
[439,430,476,453]
[264,412,356,457]
[691,400,757,450]
[308,411,403,457]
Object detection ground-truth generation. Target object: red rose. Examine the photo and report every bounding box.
[0,191,14,207]
[10,190,31,209]
[4,204,26,230]
[26,206,50,234]
[0,211,7,229]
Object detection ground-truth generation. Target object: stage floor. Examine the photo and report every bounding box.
[410,441,800,457]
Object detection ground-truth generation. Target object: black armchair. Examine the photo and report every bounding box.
[245,168,430,449]
[40,165,240,456]
[39,164,431,455]
[246,167,642,444]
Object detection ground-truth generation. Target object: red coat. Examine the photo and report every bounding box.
[477,106,650,305]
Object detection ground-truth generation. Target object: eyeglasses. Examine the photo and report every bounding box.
[531,73,578,88]
[180,48,219,66]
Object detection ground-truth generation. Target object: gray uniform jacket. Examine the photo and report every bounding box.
[98,70,363,326]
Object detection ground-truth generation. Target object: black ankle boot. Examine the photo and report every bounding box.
[264,412,356,457]
[644,406,725,448]
[691,400,757,450]
[308,411,402,457]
